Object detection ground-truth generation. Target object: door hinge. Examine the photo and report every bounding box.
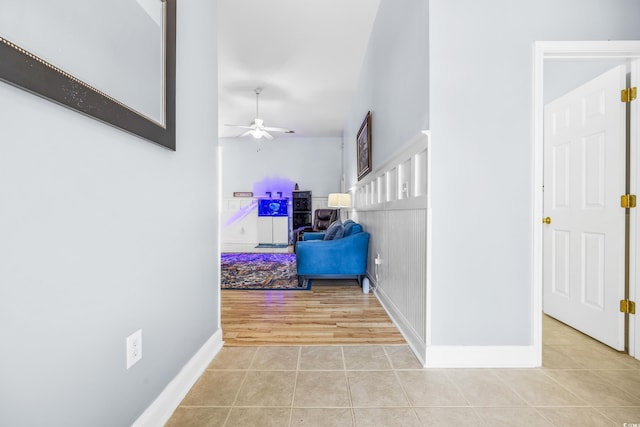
[620,299,636,315]
[621,87,637,103]
[621,194,637,209]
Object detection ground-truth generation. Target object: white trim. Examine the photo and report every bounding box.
[374,283,427,367]
[532,42,545,368]
[537,40,640,60]
[532,41,640,365]
[425,345,538,368]
[350,132,429,212]
[132,330,224,427]
[425,131,433,362]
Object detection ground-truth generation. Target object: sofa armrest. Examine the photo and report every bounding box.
[303,232,325,241]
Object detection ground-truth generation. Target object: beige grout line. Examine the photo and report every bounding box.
[382,345,425,424]
[221,349,258,427]
[341,346,357,426]
[172,328,640,425]
[287,347,302,427]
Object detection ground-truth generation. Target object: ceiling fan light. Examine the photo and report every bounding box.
[250,129,262,139]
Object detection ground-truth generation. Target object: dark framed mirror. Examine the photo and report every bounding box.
[0,0,176,150]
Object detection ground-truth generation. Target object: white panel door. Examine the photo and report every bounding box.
[543,64,626,350]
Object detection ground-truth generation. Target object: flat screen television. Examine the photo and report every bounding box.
[258,199,288,217]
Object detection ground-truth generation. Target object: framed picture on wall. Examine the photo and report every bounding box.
[356,111,372,180]
[0,1,176,150]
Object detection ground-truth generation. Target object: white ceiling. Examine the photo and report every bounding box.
[218,0,380,139]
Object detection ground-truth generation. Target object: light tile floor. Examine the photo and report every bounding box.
[166,316,640,426]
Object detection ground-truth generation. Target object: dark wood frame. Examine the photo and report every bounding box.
[356,111,372,180]
[0,0,176,150]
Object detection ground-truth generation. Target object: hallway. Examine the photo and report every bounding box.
[166,298,640,426]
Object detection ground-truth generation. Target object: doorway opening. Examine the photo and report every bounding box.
[533,41,640,365]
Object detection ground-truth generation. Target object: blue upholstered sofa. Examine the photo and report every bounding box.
[295,219,370,287]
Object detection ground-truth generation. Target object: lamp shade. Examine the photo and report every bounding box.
[327,193,352,208]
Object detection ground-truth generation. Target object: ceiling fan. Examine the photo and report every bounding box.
[225,88,294,140]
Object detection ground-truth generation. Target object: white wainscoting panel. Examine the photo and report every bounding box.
[351,132,430,366]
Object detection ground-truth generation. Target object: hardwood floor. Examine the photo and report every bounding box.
[221,280,406,346]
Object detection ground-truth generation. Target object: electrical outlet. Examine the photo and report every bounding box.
[126,329,142,370]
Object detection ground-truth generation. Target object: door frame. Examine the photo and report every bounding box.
[533,41,640,365]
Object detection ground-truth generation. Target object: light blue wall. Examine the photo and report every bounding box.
[345,0,640,349]
[429,0,640,345]
[0,1,219,425]
[343,0,429,188]
[544,59,629,104]
[219,136,342,197]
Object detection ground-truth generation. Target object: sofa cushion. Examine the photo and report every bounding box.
[323,220,344,240]
[343,220,364,237]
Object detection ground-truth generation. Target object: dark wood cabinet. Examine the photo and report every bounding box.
[292,191,312,230]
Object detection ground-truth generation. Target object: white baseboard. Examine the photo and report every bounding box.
[425,345,539,368]
[373,284,427,367]
[132,329,224,427]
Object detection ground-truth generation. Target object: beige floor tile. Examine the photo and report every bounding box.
[595,406,640,425]
[299,346,345,370]
[207,346,256,370]
[542,318,598,346]
[250,346,300,370]
[290,408,354,427]
[543,329,595,346]
[347,371,409,407]
[626,357,640,369]
[544,370,640,406]
[475,407,554,427]
[536,407,617,427]
[445,370,527,407]
[413,407,485,427]
[353,408,421,427]
[225,407,291,427]
[553,344,637,370]
[396,370,467,406]
[235,371,297,407]
[180,370,246,406]
[165,314,640,427]
[609,350,640,369]
[294,371,350,407]
[164,407,230,427]
[493,369,584,406]
[594,369,640,399]
[343,345,391,370]
[542,344,586,369]
[384,345,423,369]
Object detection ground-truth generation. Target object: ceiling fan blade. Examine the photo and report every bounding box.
[230,89,293,139]
[262,126,294,133]
[225,124,255,130]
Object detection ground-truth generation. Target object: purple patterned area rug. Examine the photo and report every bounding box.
[221,253,311,290]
